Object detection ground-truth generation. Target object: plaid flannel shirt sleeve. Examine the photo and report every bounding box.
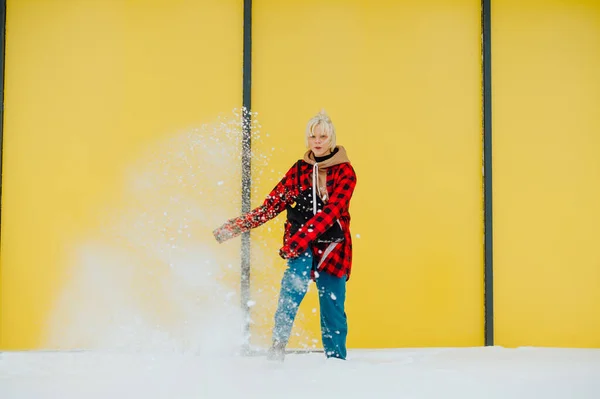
[213,166,296,243]
[279,164,357,258]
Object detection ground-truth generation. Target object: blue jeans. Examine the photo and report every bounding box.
[272,250,348,359]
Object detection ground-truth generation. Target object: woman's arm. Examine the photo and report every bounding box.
[213,164,297,243]
[279,163,357,258]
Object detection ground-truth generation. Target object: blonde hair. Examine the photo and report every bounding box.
[305,109,337,151]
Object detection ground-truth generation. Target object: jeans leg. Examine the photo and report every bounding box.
[272,252,313,344]
[316,271,348,359]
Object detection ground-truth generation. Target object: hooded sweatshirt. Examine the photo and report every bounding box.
[302,146,351,204]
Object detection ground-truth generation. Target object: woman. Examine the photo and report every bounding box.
[213,110,357,361]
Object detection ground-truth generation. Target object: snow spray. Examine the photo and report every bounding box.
[45,109,281,355]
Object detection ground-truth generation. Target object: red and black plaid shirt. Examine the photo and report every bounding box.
[229,160,357,279]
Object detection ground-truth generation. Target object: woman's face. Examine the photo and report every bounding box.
[308,125,331,157]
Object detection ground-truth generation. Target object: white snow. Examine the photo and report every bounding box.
[1,347,599,398]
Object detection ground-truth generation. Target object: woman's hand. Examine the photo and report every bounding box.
[278,243,300,259]
[213,219,242,243]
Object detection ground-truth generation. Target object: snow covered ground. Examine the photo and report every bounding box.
[2,347,600,399]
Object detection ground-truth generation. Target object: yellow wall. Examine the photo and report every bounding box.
[1,0,242,349]
[250,0,483,348]
[9,0,597,351]
[493,0,600,348]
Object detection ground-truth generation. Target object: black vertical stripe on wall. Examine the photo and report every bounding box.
[241,0,252,353]
[482,0,494,347]
[0,0,6,348]
[0,1,5,239]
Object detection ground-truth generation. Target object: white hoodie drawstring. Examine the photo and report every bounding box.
[312,160,340,270]
[312,163,319,215]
